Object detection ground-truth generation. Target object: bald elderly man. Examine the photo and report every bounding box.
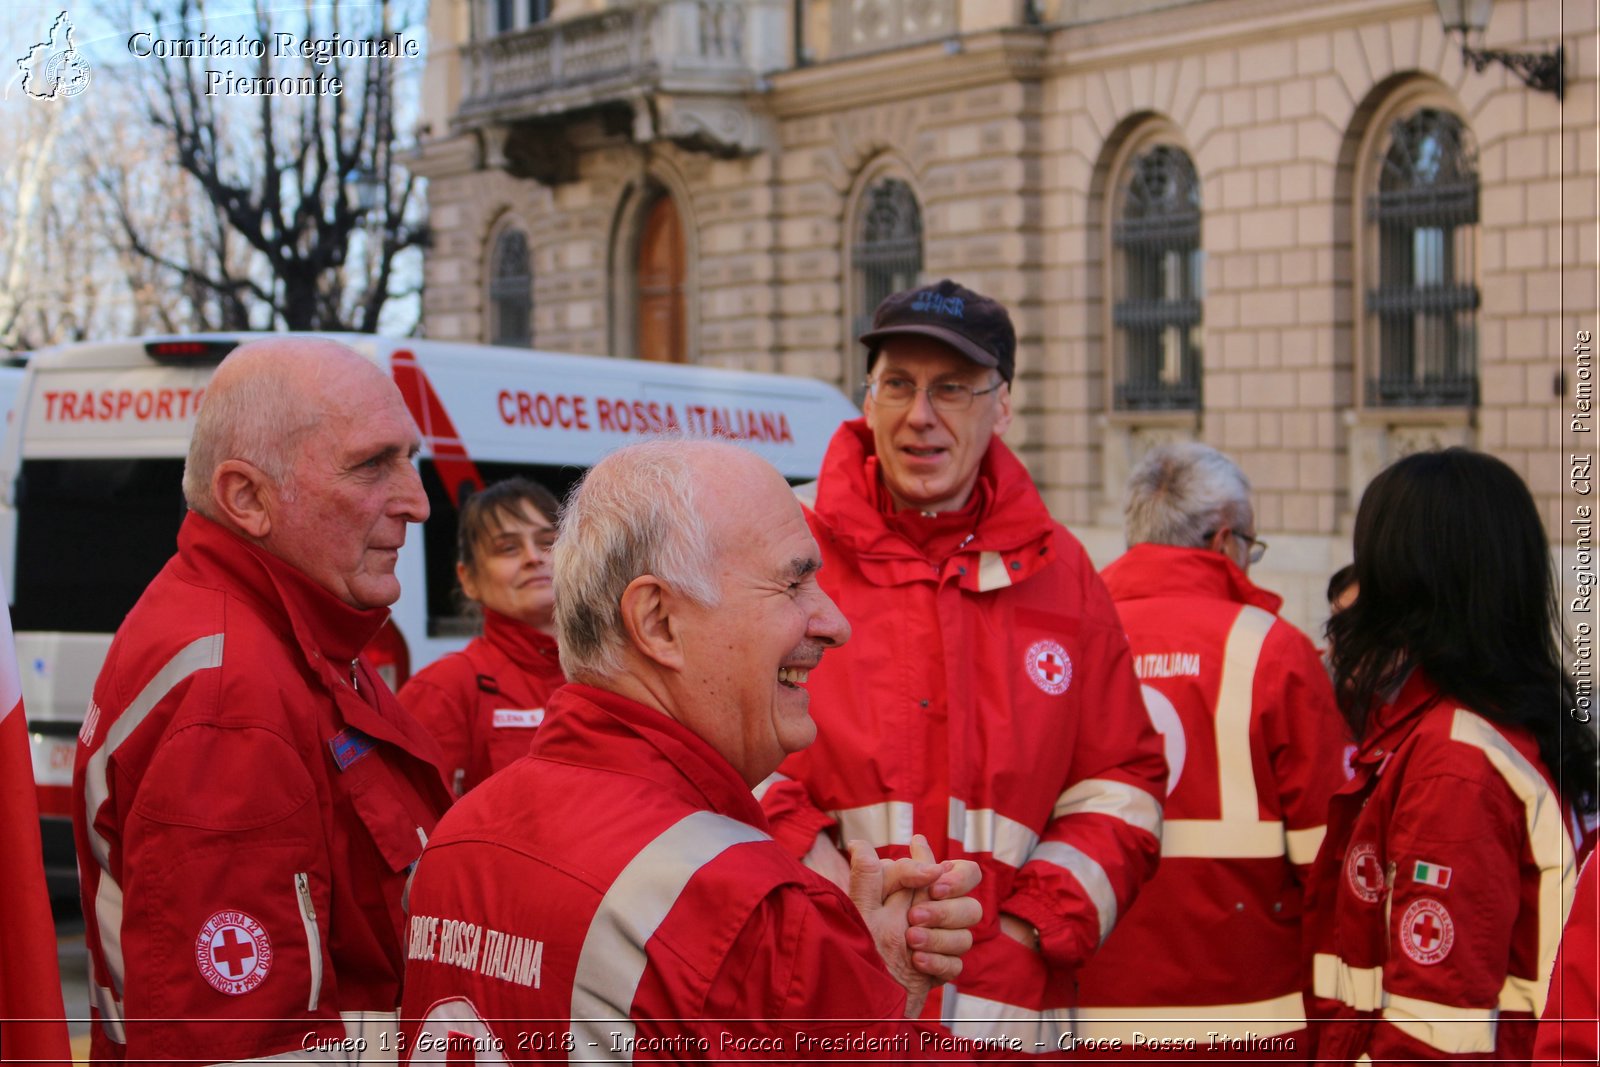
[73,338,453,1064]
[401,439,994,1058]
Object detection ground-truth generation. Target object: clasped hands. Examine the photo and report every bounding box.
[805,831,982,1017]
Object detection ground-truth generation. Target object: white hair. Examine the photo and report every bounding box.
[1124,442,1253,548]
[553,438,727,683]
[182,339,346,516]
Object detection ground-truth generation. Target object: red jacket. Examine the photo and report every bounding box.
[399,684,994,1061]
[1535,851,1599,1062]
[1304,670,1581,1063]
[1075,545,1348,1052]
[398,609,565,795]
[760,421,1166,1037]
[74,513,453,1065]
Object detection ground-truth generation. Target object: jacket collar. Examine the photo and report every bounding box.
[176,511,390,665]
[867,453,992,562]
[535,683,771,833]
[1352,668,1445,774]
[810,419,1056,576]
[482,609,560,672]
[1101,543,1284,614]
[174,513,449,779]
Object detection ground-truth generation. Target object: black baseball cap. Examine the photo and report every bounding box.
[860,279,1016,384]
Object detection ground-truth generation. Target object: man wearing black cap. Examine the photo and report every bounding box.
[759,279,1168,1043]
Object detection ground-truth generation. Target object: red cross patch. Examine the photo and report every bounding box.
[195,910,272,995]
[1024,639,1072,696]
[1344,841,1385,904]
[1399,898,1455,965]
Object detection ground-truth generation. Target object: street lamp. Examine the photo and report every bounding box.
[344,166,383,217]
[1435,0,1563,100]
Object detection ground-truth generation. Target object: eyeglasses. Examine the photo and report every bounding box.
[865,375,1005,412]
[1204,528,1266,564]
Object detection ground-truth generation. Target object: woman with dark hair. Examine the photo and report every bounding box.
[400,477,566,796]
[1307,448,1596,1062]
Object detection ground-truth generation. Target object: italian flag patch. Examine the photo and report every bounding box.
[1413,861,1453,888]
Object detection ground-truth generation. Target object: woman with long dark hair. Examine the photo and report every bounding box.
[400,477,566,796]
[1307,448,1596,1062]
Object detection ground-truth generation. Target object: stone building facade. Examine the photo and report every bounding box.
[410,0,1596,633]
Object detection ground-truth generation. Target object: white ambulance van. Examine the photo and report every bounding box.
[2,334,857,895]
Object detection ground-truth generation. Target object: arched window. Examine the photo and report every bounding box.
[851,178,923,344]
[1364,108,1479,407]
[488,228,532,347]
[1112,144,1202,411]
[636,194,687,363]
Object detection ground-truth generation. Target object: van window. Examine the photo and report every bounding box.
[418,460,586,638]
[13,459,188,633]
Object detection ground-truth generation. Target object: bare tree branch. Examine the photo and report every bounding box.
[112,0,426,331]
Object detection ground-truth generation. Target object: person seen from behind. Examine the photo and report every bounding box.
[1074,442,1348,1055]
[1306,447,1597,1062]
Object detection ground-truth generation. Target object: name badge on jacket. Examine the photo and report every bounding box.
[493,708,545,729]
[327,726,377,771]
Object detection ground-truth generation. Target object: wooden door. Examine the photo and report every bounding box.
[636,196,686,362]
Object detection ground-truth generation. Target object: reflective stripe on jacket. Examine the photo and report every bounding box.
[1076,544,1348,1052]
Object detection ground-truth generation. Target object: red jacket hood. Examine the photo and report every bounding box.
[809,419,1057,578]
[1101,542,1284,615]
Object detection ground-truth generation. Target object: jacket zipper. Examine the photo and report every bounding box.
[295,872,323,1011]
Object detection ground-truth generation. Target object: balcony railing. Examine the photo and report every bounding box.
[459,1,783,128]
[826,0,957,59]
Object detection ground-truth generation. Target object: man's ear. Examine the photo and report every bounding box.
[992,380,1013,436]
[212,459,275,540]
[619,574,685,671]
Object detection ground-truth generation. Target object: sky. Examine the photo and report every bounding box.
[1,1,431,337]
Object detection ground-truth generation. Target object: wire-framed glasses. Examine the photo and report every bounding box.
[864,375,1004,412]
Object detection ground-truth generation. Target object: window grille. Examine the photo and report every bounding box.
[852,179,924,343]
[1113,145,1203,411]
[1365,109,1479,408]
[489,229,532,347]
[490,0,548,36]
